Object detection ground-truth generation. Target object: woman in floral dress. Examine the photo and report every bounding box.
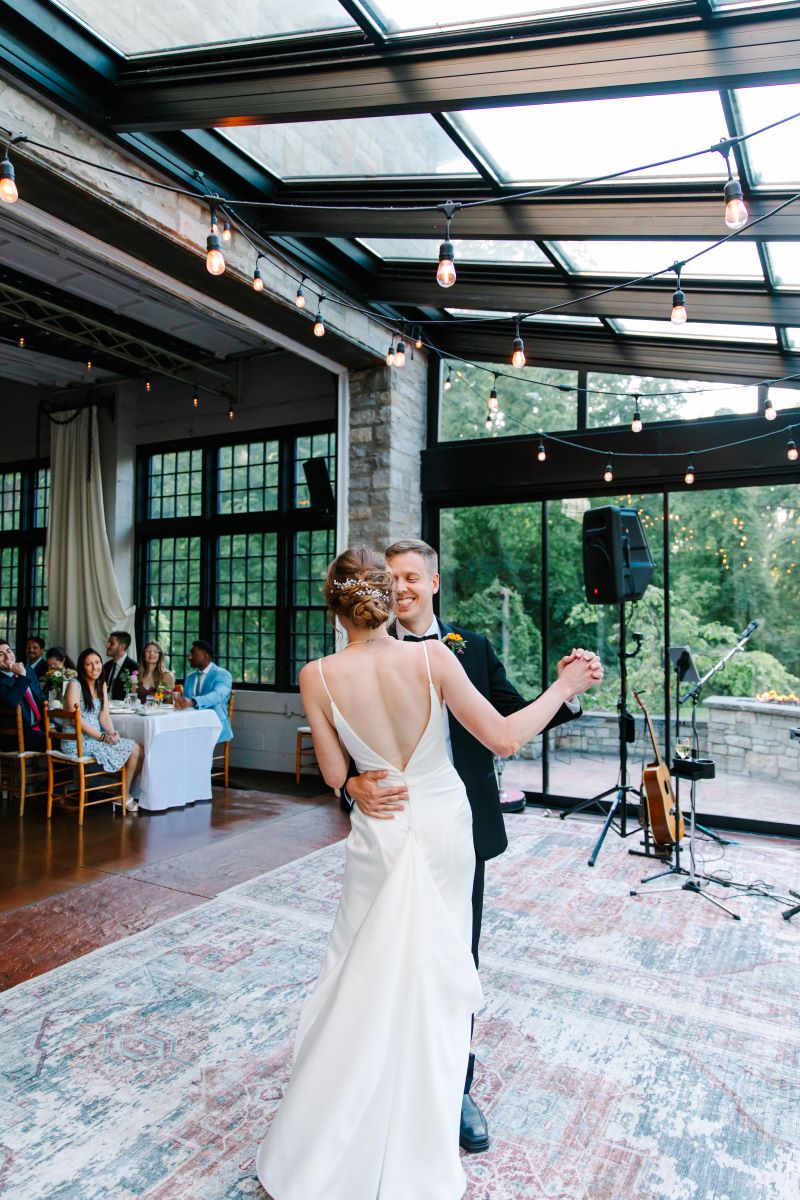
[62,648,144,812]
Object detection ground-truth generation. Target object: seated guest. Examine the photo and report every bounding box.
[103,630,138,702]
[174,640,233,744]
[137,641,175,702]
[46,646,77,672]
[25,636,48,680]
[0,639,46,752]
[63,649,144,812]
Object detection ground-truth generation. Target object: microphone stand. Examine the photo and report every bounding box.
[631,624,758,920]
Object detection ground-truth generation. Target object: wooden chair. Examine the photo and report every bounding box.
[44,704,127,825]
[211,691,235,790]
[295,726,317,783]
[0,705,47,815]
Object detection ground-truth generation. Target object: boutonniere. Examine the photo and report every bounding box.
[443,632,467,655]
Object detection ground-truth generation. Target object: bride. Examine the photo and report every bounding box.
[257,547,600,1200]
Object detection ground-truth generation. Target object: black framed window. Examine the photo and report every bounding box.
[0,463,49,649]
[135,423,336,689]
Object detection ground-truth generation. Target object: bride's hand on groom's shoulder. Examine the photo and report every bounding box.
[556,647,604,698]
[348,770,409,820]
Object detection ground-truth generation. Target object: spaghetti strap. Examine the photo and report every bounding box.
[317,658,334,704]
[421,639,434,688]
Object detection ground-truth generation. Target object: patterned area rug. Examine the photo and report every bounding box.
[2,813,799,1199]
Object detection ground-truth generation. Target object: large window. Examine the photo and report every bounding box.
[0,463,49,649]
[136,426,335,688]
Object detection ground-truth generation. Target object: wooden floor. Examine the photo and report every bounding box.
[0,770,350,991]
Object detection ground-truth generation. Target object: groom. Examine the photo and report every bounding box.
[343,538,597,1153]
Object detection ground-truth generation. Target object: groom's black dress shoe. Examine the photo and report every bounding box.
[459,1094,489,1152]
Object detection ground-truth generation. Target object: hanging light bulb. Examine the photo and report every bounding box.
[228,403,235,420]
[436,208,457,288]
[313,309,325,337]
[385,342,396,367]
[684,463,695,485]
[395,338,407,368]
[484,413,493,432]
[0,152,18,204]
[413,326,423,350]
[192,390,199,409]
[488,378,499,411]
[295,278,307,308]
[764,396,777,421]
[443,369,452,392]
[86,359,92,371]
[723,177,748,231]
[631,405,643,433]
[17,335,24,348]
[787,439,799,462]
[495,411,506,429]
[206,211,225,276]
[145,377,152,393]
[511,319,526,368]
[671,270,687,325]
[603,461,614,483]
[537,440,547,463]
[252,261,264,292]
[222,220,232,243]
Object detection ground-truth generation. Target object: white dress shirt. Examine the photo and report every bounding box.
[193,663,215,697]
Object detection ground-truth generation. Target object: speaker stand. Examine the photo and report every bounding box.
[561,602,643,866]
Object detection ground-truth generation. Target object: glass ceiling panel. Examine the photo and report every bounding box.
[550,239,764,280]
[710,1,793,9]
[786,329,800,351]
[734,84,800,189]
[766,244,800,289]
[613,318,777,343]
[452,92,728,185]
[55,0,355,54]
[220,116,478,181]
[360,238,550,264]
[368,0,663,35]
[447,308,602,325]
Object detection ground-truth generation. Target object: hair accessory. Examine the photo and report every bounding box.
[332,577,390,602]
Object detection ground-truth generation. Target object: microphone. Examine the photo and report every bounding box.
[739,620,759,642]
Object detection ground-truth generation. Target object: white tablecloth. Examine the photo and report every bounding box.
[109,707,223,812]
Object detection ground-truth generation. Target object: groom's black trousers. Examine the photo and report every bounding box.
[464,856,486,1095]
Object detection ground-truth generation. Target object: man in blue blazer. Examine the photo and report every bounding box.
[174,640,233,743]
[0,639,46,752]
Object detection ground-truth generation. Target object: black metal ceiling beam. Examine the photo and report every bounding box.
[111,13,800,130]
[369,265,800,325]
[431,324,800,383]
[258,193,800,241]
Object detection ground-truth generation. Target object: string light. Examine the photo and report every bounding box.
[385,341,396,366]
[295,277,307,308]
[252,258,264,291]
[313,304,326,337]
[228,401,235,420]
[192,390,199,409]
[0,151,17,203]
[394,331,407,368]
[537,440,547,462]
[413,326,423,350]
[488,376,499,411]
[205,210,225,276]
[724,178,748,231]
[788,440,799,461]
[443,369,452,391]
[631,398,643,433]
[17,335,24,348]
[484,413,493,432]
[86,359,92,371]
[222,220,232,243]
[145,376,152,393]
[764,396,777,421]
[671,268,687,325]
[436,205,457,288]
[603,461,614,483]
[511,319,526,368]
[684,462,695,485]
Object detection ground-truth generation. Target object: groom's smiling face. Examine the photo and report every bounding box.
[388,551,440,628]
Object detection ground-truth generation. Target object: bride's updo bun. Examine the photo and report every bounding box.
[325,547,394,631]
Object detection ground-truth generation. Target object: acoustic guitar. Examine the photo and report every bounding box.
[633,691,684,846]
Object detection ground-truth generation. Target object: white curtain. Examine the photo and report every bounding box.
[46,407,135,658]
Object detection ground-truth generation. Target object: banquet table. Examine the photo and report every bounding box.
[108,706,222,812]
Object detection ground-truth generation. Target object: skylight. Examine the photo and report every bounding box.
[360,238,550,265]
[734,83,800,189]
[368,0,663,35]
[766,243,800,289]
[549,239,764,280]
[612,318,777,342]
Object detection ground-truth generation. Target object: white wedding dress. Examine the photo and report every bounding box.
[257,643,482,1200]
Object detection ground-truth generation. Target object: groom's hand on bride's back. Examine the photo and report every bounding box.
[346,770,409,820]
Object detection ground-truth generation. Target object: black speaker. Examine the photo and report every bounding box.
[303,458,335,515]
[582,505,654,604]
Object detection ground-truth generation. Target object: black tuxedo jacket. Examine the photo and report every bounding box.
[359,620,578,861]
[103,655,138,702]
[0,666,45,750]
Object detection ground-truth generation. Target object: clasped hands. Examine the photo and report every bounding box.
[347,645,604,820]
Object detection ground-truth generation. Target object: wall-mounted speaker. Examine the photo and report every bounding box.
[582,505,654,604]
[303,457,335,515]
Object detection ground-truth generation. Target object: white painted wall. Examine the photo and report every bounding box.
[228,688,312,776]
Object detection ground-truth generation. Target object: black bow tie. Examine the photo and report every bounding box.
[404,634,440,642]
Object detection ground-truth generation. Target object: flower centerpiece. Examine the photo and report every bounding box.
[120,669,138,697]
[443,632,467,655]
[41,667,76,699]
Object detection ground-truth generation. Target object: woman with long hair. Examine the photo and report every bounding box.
[256,547,601,1200]
[45,646,77,672]
[62,648,144,812]
[136,640,175,702]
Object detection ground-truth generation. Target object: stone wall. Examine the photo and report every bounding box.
[519,709,691,762]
